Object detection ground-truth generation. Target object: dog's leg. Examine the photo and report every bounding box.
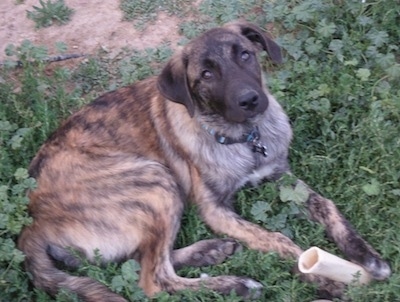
[172,238,242,270]
[134,168,262,299]
[194,182,345,298]
[301,180,391,280]
[141,241,263,299]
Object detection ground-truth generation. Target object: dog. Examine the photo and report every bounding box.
[18,21,391,301]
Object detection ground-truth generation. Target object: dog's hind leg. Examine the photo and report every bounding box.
[136,170,262,298]
[140,239,263,299]
[172,238,242,270]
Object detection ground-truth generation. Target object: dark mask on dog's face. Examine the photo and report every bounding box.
[187,31,269,123]
[157,21,282,123]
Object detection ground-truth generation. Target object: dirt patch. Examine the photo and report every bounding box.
[0,0,183,61]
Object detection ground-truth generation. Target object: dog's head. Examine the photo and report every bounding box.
[157,21,282,123]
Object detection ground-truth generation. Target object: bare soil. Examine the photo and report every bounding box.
[0,0,183,61]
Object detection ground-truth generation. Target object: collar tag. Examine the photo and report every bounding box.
[245,126,268,157]
[251,140,268,157]
[201,123,268,157]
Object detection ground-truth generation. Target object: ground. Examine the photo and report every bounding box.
[0,0,182,61]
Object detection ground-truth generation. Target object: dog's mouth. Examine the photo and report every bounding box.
[224,111,259,123]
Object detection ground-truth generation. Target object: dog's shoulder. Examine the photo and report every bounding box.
[28,77,163,178]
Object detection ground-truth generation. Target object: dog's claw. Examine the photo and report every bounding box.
[364,257,391,280]
[227,277,263,299]
[243,278,263,299]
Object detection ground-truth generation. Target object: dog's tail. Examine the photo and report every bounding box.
[18,225,126,302]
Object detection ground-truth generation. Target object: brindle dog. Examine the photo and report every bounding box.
[18,21,391,301]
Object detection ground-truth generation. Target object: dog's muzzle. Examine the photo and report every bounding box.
[225,89,268,123]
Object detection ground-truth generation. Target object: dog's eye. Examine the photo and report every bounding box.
[201,70,212,80]
[241,51,250,61]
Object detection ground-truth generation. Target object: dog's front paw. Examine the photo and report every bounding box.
[315,280,346,300]
[298,272,346,300]
[173,238,242,270]
[190,238,242,267]
[210,276,263,299]
[195,238,242,265]
[240,278,263,299]
[363,257,391,280]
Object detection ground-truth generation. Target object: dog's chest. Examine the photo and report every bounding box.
[193,127,292,193]
[195,141,283,191]
[165,96,292,193]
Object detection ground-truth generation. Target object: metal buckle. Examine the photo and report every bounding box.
[251,139,268,157]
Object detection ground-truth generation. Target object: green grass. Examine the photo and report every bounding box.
[1,0,399,301]
[120,0,193,29]
[26,0,74,29]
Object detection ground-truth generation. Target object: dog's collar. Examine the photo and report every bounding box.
[201,124,268,157]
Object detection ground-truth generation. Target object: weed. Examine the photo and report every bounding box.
[117,45,173,85]
[72,44,173,96]
[27,0,74,28]
[0,127,36,300]
[179,0,268,40]
[119,0,158,23]
[199,0,264,24]
[72,57,110,95]
[120,0,192,29]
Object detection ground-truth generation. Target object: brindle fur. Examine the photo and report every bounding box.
[18,21,391,301]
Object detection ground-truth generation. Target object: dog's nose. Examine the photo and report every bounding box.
[238,91,259,111]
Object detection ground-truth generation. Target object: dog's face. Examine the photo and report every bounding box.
[186,29,268,123]
[158,21,282,123]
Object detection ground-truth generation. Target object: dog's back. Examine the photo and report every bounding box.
[19,77,169,301]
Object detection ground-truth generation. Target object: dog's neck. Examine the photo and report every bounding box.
[201,123,268,157]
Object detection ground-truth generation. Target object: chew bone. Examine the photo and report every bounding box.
[298,246,371,284]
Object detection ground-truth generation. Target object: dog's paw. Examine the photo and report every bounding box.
[208,276,263,299]
[315,281,346,300]
[192,238,242,265]
[299,272,346,300]
[363,257,391,280]
[240,278,263,299]
[177,238,242,269]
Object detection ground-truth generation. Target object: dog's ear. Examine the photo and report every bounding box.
[157,53,195,117]
[226,21,283,64]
